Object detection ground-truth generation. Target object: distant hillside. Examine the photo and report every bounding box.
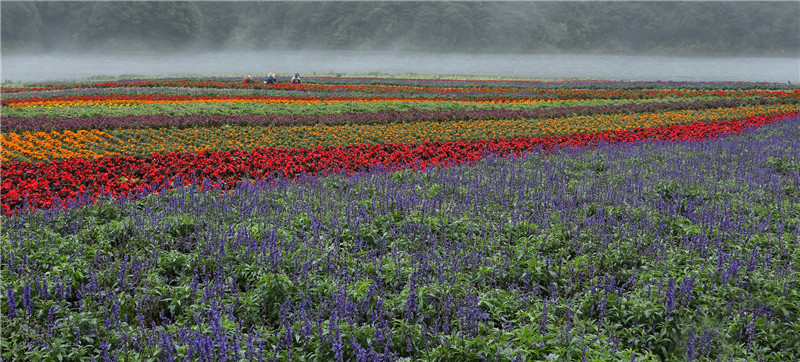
[2,1,798,56]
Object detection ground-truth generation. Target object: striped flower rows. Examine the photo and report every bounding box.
[3,103,798,163]
[3,111,798,214]
[2,76,799,213]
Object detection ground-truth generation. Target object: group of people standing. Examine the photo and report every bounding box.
[242,73,302,85]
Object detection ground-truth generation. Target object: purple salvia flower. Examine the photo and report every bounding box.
[22,283,32,315]
[665,278,676,316]
[47,305,57,334]
[540,301,548,334]
[405,279,419,324]
[331,321,343,362]
[351,337,367,362]
[6,286,17,318]
[110,299,120,327]
[40,275,49,300]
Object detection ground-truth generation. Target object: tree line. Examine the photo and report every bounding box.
[2,1,798,56]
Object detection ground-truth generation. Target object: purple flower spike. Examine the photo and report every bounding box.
[6,286,16,318]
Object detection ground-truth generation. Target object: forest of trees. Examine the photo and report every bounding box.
[2,1,798,56]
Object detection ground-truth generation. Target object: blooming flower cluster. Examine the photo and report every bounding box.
[1,76,799,360]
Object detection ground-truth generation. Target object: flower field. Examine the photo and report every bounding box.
[2,75,800,361]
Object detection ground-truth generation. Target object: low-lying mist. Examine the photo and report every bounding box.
[3,50,799,84]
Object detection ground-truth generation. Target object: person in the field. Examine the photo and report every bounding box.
[264,72,277,85]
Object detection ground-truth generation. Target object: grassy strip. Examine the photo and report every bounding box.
[0,98,637,119]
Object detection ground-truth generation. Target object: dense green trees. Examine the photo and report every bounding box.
[2,1,798,55]
[75,2,203,49]
[1,2,41,50]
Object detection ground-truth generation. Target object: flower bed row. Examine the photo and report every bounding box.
[2,97,785,133]
[3,111,797,214]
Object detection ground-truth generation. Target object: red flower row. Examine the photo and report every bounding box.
[2,111,797,214]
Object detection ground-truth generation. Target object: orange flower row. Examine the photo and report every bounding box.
[0,129,119,163]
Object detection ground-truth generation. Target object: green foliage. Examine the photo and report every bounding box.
[0,2,41,50]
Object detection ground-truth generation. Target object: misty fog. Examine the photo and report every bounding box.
[3,50,799,84]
